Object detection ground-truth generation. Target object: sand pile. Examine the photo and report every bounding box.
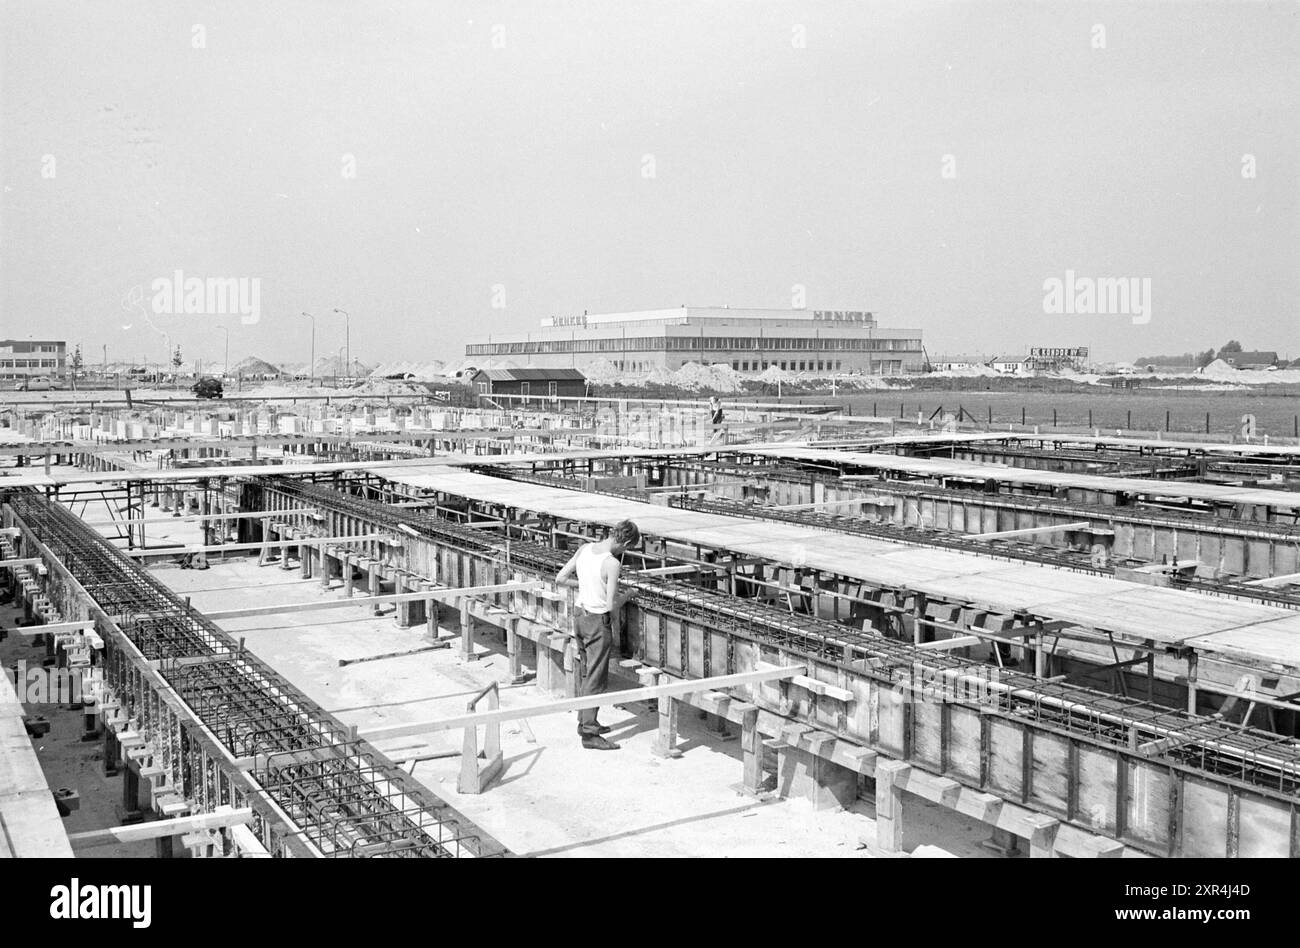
[368,360,446,380]
[581,359,624,385]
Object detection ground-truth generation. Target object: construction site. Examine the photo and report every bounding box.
[3,391,1299,860]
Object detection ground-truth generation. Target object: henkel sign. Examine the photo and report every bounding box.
[812,311,872,322]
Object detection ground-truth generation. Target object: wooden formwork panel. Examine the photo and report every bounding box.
[1198,533,1224,573]
[1153,528,1178,564]
[1074,747,1119,835]
[1278,543,1300,577]
[1112,524,1135,559]
[1122,760,1173,853]
[709,630,731,677]
[911,699,943,770]
[875,686,908,757]
[849,675,873,740]
[931,500,952,532]
[1244,538,1273,580]
[987,719,1025,799]
[685,622,705,678]
[1237,796,1292,857]
[1221,537,1245,576]
[641,613,661,667]
[1181,779,1230,856]
[1132,525,1155,562]
[1028,733,1071,818]
[663,616,684,674]
[947,705,984,785]
[1175,531,1200,566]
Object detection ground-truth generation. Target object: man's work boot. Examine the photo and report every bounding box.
[581,735,620,751]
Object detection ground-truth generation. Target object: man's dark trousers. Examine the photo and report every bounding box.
[574,607,613,736]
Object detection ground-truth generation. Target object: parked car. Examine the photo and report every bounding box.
[13,376,55,391]
[192,377,224,399]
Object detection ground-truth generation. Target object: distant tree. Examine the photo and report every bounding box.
[1219,340,1243,355]
[1195,348,1216,368]
[69,344,83,390]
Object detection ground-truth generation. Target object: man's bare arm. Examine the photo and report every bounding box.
[556,551,580,587]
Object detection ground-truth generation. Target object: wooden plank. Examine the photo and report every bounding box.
[68,808,253,848]
[5,620,97,637]
[203,581,541,620]
[80,509,316,527]
[358,664,806,743]
[968,522,1092,541]
[123,533,394,558]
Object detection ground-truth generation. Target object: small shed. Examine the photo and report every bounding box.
[1222,351,1278,370]
[470,367,587,399]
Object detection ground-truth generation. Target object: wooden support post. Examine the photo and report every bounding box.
[459,600,474,661]
[564,639,579,698]
[874,759,911,853]
[652,680,682,759]
[393,575,410,627]
[343,554,354,597]
[506,619,527,683]
[740,705,762,793]
[1026,814,1061,858]
[984,826,1020,856]
[368,568,381,614]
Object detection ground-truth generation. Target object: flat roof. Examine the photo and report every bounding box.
[376,464,1300,674]
[748,446,1300,510]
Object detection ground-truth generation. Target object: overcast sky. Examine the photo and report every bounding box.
[1,1,1296,368]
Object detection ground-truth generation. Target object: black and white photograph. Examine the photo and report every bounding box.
[0,0,1297,920]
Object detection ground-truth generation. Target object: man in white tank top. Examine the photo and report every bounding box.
[556,519,641,750]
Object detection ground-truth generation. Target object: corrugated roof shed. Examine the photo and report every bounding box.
[480,368,587,381]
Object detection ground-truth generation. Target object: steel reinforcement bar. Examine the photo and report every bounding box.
[4,490,505,858]
[261,476,1300,856]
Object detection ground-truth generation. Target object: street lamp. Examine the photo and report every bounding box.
[333,308,350,381]
[300,311,316,383]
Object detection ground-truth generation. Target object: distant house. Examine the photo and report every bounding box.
[990,355,1032,376]
[470,367,587,399]
[1221,351,1279,370]
[929,355,989,372]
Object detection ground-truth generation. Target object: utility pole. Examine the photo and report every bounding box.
[333,308,350,380]
[301,311,316,383]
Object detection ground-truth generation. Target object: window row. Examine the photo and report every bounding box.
[466,336,921,356]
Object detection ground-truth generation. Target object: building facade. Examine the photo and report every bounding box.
[465,307,924,375]
[990,355,1032,375]
[0,340,67,380]
[929,355,990,372]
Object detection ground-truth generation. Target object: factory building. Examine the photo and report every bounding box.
[464,307,924,375]
[0,339,66,380]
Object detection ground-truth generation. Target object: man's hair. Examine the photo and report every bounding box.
[611,519,641,550]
